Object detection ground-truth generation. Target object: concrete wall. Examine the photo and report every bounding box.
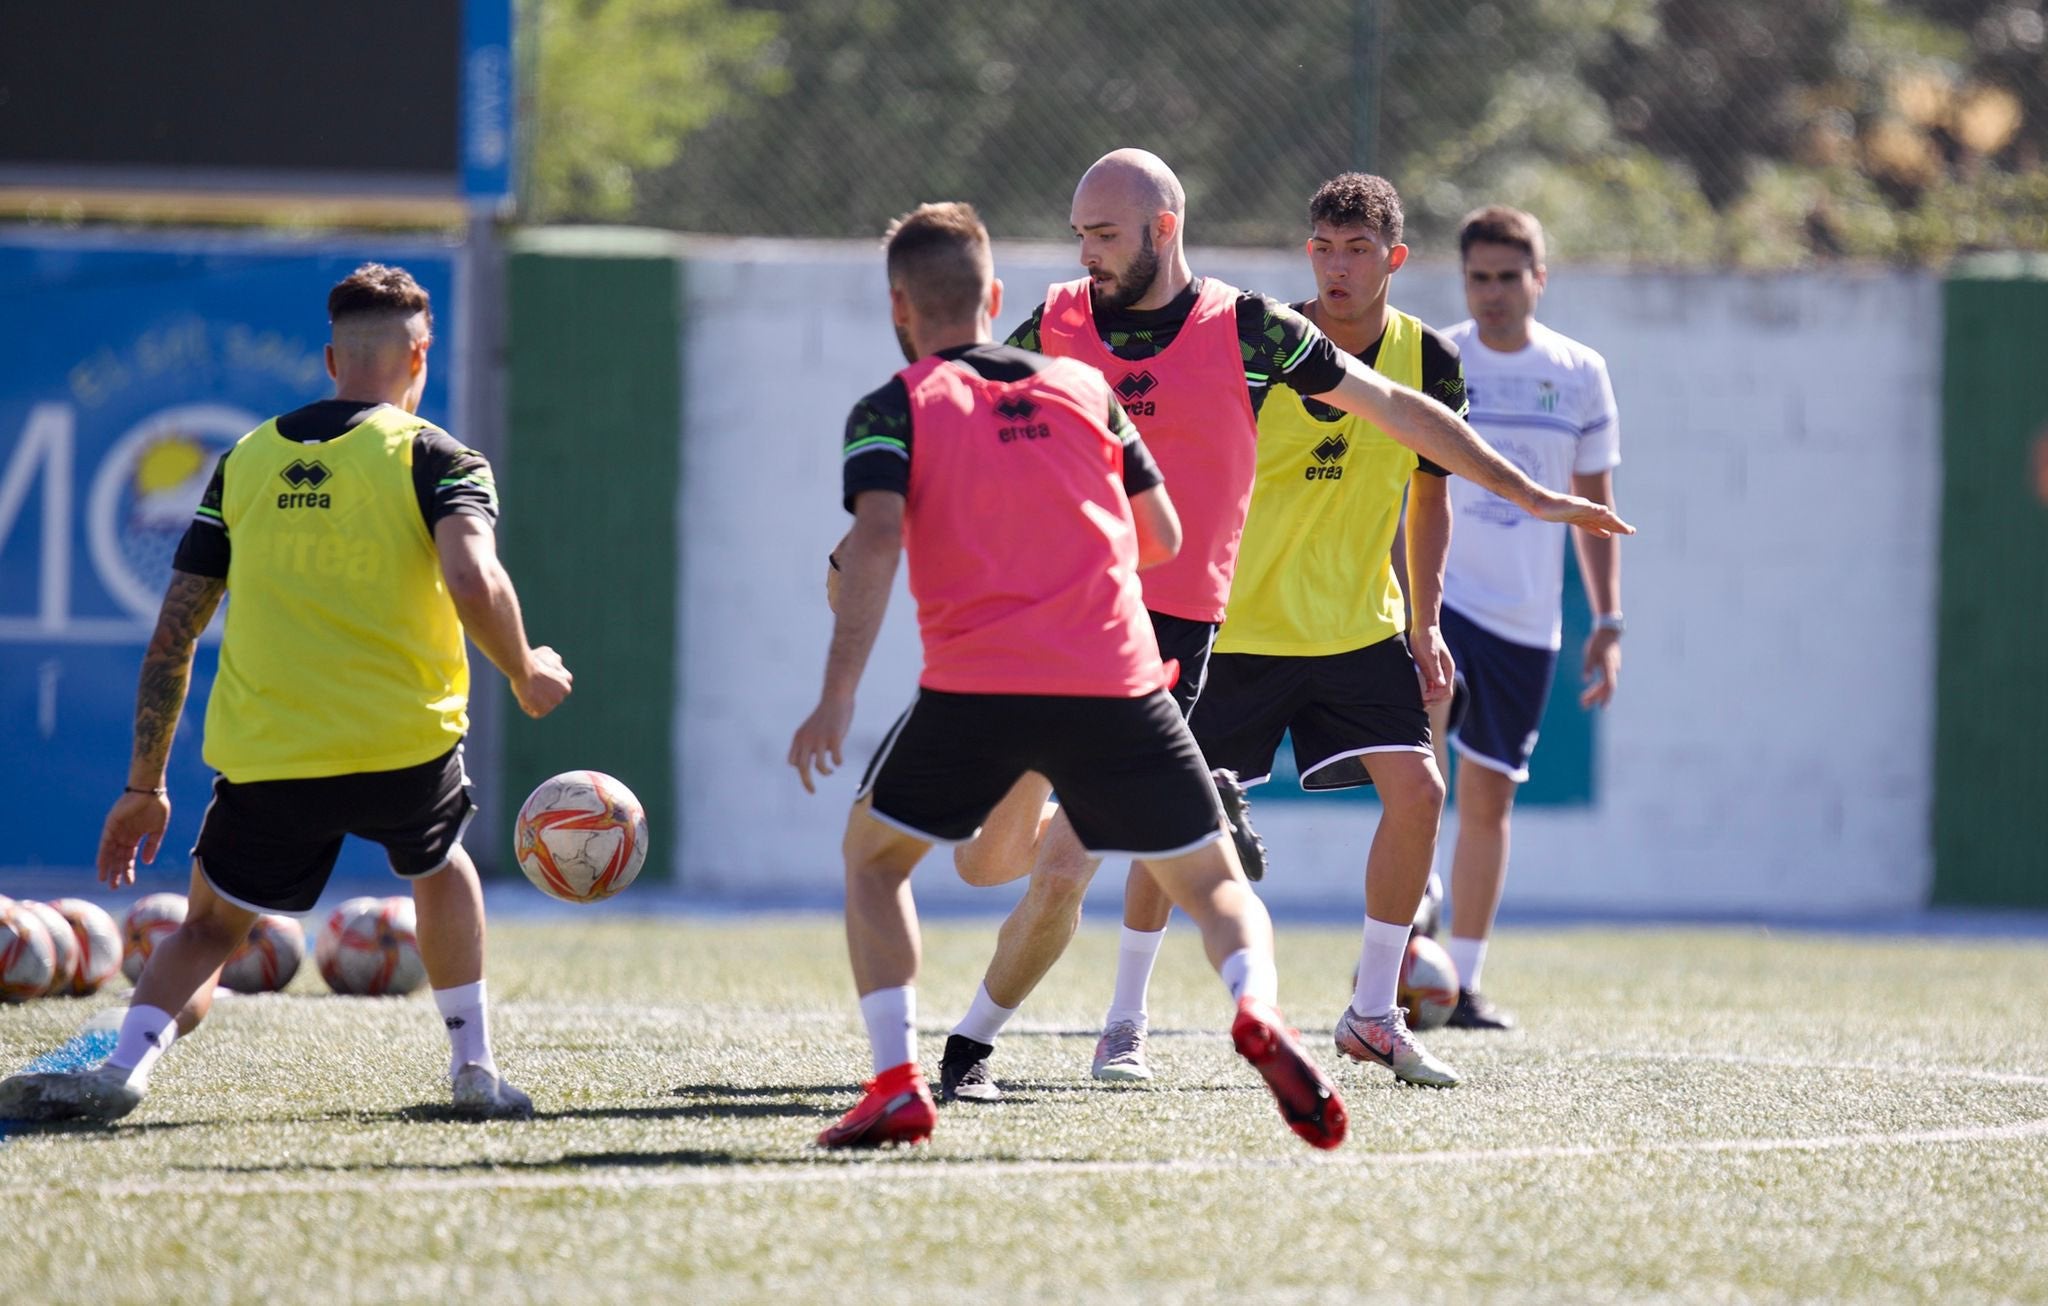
[676,239,1942,918]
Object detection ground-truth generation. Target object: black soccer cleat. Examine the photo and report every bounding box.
[1445,989,1517,1031]
[1211,768,1268,882]
[938,1034,1002,1103]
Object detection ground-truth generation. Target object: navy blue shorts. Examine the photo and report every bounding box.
[1441,606,1557,783]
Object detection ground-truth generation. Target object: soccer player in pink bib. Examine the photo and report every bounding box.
[790,202,1347,1151]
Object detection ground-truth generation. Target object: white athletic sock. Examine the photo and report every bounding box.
[433,980,497,1078]
[1352,915,1412,1019]
[951,983,1017,1046]
[1104,926,1166,1028]
[859,985,917,1076]
[1446,936,1489,993]
[1218,948,1278,1007]
[106,1004,177,1088]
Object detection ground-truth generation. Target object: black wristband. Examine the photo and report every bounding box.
[124,785,167,796]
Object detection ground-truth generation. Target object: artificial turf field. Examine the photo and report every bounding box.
[3,915,2046,1304]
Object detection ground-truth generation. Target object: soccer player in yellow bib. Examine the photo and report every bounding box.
[0,265,573,1125]
[1092,173,1471,1087]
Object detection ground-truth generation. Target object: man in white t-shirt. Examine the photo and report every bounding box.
[1432,205,1624,1030]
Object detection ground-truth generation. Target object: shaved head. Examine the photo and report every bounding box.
[1073,148,1185,226]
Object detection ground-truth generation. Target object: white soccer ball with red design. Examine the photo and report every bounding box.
[123,892,189,983]
[317,896,424,996]
[219,913,306,993]
[1,904,58,1002]
[1398,932,1461,1031]
[50,898,124,996]
[514,770,649,903]
[18,901,81,996]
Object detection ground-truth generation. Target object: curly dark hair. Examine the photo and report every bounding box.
[327,263,433,329]
[1307,173,1403,245]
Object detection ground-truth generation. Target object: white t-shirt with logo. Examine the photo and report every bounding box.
[1440,319,1620,650]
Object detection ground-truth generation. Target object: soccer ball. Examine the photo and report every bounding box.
[0,904,58,1002]
[1399,933,1461,1031]
[317,896,424,996]
[1411,870,1444,941]
[123,892,189,983]
[50,899,123,995]
[219,913,306,993]
[18,901,80,996]
[514,770,649,903]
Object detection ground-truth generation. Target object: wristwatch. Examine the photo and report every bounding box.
[1594,612,1626,636]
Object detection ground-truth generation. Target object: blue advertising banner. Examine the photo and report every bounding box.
[462,0,516,207]
[0,233,459,886]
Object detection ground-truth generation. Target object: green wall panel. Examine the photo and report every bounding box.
[500,235,683,879]
[1933,257,2048,907]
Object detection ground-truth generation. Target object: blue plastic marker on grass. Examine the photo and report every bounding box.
[0,1007,122,1140]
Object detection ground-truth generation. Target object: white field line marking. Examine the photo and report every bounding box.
[51,1055,2048,1201]
[68,1116,2048,1201]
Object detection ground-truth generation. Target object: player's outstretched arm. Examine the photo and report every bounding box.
[99,569,226,886]
[1314,358,1635,538]
[434,515,573,719]
[790,490,903,793]
[1130,485,1182,570]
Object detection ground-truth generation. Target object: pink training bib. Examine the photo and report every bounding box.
[1037,276,1259,623]
[897,355,1172,699]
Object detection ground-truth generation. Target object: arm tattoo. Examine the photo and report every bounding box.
[132,570,226,778]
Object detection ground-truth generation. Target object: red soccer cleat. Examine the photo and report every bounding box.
[1232,996,1348,1150]
[816,1062,938,1149]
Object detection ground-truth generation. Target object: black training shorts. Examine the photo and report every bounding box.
[1192,634,1432,790]
[859,688,1224,858]
[194,744,476,913]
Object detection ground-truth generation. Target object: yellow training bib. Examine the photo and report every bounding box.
[203,405,469,782]
[1215,308,1425,656]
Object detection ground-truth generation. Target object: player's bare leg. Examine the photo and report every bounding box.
[952,772,1055,888]
[1145,836,1346,1149]
[412,846,529,1117]
[0,864,246,1123]
[944,809,1096,1102]
[1444,758,1520,1029]
[822,800,938,1148]
[1333,751,1461,1087]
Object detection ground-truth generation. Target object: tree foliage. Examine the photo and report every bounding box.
[529,0,2048,264]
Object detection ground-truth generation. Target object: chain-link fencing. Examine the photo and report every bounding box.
[596,0,2048,264]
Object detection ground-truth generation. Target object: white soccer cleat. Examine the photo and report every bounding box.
[1091,1019,1153,1082]
[1333,1006,1461,1088]
[450,1063,534,1120]
[0,1062,145,1123]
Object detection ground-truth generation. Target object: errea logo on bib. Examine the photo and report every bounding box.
[277,460,334,509]
[1304,433,1348,481]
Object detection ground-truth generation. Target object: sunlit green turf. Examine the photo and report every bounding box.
[3,917,2047,1303]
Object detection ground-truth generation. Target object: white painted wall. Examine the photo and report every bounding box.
[676,238,1941,918]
